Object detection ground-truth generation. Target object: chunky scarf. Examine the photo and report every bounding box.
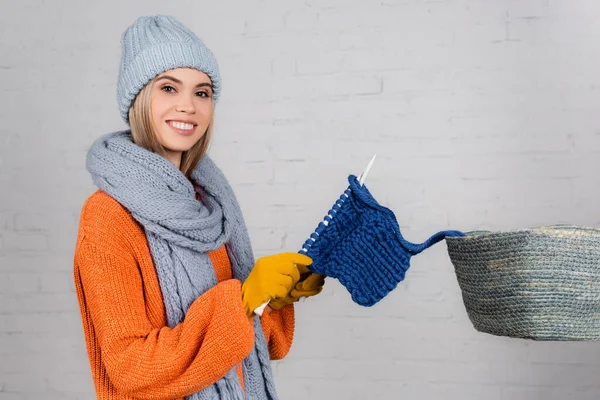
[86,130,278,400]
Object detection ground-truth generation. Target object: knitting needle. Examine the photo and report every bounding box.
[358,154,377,186]
[253,154,377,317]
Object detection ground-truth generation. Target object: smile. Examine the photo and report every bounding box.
[167,120,197,136]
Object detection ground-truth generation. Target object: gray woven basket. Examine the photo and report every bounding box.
[446,225,600,340]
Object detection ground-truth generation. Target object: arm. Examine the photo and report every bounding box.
[75,238,255,399]
[260,304,295,360]
[259,269,325,360]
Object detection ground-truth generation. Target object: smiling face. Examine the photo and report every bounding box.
[149,68,214,168]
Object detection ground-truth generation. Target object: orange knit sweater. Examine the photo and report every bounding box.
[73,190,295,399]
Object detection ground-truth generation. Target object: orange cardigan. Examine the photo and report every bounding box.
[73,190,295,399]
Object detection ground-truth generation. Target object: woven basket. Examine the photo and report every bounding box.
[446,225,600,341]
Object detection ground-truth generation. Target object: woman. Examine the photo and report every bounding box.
[73,14,325,399]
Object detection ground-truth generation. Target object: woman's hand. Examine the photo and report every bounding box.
[241,252,313,318]
[269,264,325,310]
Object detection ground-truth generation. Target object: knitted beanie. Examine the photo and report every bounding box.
[300,175,465,307]
[117,14,221,123]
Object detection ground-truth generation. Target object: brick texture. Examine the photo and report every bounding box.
[1,1,600,399]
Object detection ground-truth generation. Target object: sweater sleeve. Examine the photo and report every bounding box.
[75,237,255,399]
[260,304,295,360]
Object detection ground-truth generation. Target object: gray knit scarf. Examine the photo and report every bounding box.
[86,130,278,400]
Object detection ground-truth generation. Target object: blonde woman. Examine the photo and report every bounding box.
[73,14,325,400]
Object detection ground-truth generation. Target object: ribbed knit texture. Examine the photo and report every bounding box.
[73,190,295,399]
[117,14,221,123]
[84,130,279,399]
[301,174,465,307]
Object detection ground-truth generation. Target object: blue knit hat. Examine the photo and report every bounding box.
[300,175,465,307]
[117,14,221,124]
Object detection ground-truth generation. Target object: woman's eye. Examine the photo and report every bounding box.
[161,85,176,93]
[196,91,210,98]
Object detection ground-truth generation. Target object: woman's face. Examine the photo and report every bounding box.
[150,68,214,166]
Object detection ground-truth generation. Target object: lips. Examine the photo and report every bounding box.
[166,120,197,136]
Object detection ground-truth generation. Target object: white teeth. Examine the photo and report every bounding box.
[169,121,194,131]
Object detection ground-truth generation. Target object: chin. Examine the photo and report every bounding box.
[163,142,196,152]
[160,135,203,152]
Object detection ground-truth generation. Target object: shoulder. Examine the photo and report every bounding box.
[80,190,135,230]
[76,189,145,257]
[80,189,131,223]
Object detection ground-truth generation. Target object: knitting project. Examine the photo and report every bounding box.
[300,175,465,307]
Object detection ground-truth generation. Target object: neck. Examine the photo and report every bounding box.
[164,150,182,169]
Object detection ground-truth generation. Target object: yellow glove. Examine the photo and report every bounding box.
[269,264,326,310]
[241,252,312,318]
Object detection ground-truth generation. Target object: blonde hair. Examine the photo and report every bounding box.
[128,76,214,179]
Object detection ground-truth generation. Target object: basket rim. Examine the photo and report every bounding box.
[445,224,600,241]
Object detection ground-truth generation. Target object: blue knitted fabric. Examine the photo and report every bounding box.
[300,175,465,307]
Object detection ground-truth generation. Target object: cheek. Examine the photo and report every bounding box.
[150,96,171,121]
[197,102,214,124]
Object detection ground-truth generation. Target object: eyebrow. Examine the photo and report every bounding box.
[156,75,213,90]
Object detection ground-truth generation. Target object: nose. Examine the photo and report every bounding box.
[175,95,196,114]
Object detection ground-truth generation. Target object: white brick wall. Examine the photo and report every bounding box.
[1,1,600,399]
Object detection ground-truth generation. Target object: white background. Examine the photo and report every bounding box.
[1,0,600,399]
